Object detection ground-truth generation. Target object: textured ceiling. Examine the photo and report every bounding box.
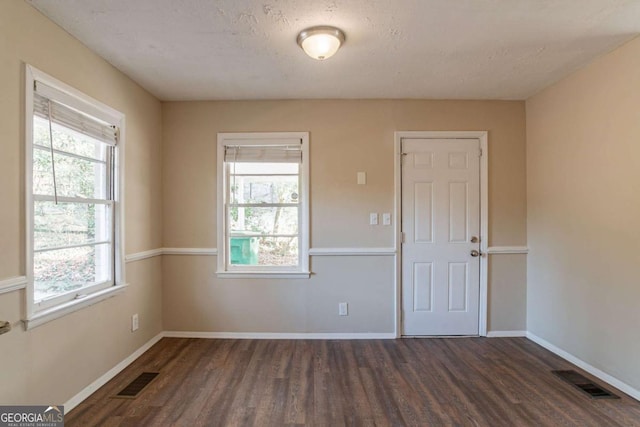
[27,0,640,101]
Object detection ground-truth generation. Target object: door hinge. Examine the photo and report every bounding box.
[479,148,483,157]
[401,232,406,244]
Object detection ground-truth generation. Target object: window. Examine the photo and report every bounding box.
[25,65,125,327]
[217,133,309,278]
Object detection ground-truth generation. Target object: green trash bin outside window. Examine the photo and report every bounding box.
[230,234,259,265]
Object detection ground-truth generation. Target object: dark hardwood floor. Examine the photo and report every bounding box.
[67,337,640,426]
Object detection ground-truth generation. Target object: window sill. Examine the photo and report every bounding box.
[216,271,311,279]
[23,283,128,330]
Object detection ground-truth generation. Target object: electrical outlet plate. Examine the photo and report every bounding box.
[339,302,348,316]
[131,314,139,332]
[357,172,366,185]
[382,213,391,225]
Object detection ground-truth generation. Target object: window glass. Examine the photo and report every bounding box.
[219,135,308,275]
[30,81,117,307]
[227,162,300,268]
[33,201,111,250]
[34,243,112,301]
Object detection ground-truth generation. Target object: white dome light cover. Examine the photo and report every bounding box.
[297,26,346,60]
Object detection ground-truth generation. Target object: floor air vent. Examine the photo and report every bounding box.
[552,370,619,399]
[113,372,159,399]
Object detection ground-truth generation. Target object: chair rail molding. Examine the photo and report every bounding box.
[486,246,529,254]
[125,247,402,262]
[308,247,396,256]
[0,276,28,295]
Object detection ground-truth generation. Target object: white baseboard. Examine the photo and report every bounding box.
[163,331,396,340]
[64,332,164,412]
[486,330,527,337]
[526,332,640,401]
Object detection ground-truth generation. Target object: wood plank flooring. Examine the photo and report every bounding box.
[67,337,640,426]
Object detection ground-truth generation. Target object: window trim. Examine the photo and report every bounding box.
[24,64,127,328]
[216,132,310,278]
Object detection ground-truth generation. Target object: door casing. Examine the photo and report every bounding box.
[394,131,488,337]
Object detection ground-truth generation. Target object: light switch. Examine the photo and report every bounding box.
[370,213,378,225]
[357,172,366,185]
[382,213,391,225]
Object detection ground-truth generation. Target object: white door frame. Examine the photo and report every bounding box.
[394,131,488,337]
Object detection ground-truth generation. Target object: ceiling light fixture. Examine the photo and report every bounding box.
[297,26,346,60]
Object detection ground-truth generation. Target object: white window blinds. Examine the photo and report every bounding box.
[224,143,302,163]
[33,81,118,146]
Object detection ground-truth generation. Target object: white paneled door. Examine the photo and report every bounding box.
[401,138,481,336]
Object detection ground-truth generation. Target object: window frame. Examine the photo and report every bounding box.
[217,132,310,278]
[24,65,127,329]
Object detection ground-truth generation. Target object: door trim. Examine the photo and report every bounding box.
[394,131,488,338]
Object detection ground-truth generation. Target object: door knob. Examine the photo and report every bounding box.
[470,236,479,243]
[471,250,481,257]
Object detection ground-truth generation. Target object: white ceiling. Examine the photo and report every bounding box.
[27,0,640,101]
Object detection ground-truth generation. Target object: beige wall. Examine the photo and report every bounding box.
[162,100,527,333]
[0,1,163,404]
[488,254,527,331]
[163,256,395,333]
[526,36,640,391]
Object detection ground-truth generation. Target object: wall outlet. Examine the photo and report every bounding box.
[131,313,139,332]
[357,172,366,185]
[369,213,378,225]
[339,302,348,316]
